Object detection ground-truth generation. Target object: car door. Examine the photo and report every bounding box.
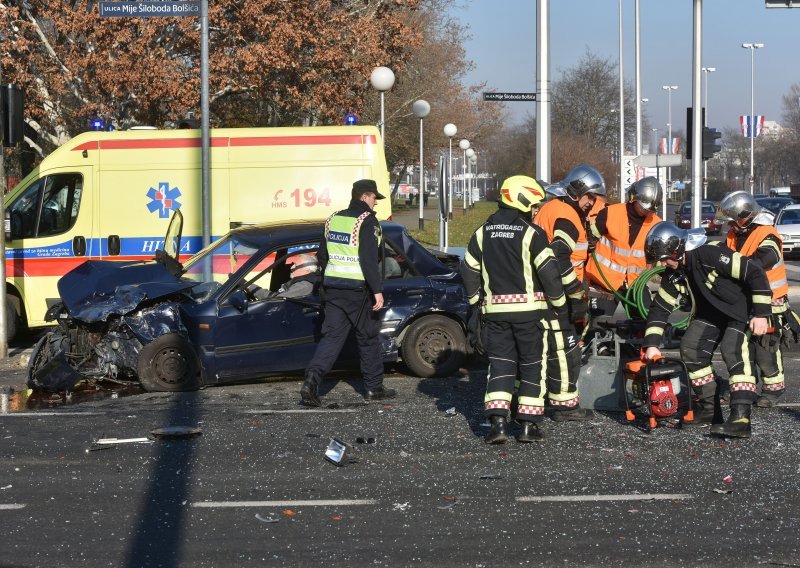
[378,238,433,332]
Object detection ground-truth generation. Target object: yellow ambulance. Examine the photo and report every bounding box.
[3,125,391,339]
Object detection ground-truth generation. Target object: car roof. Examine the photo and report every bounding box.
[780,204,800,210]
[226,220,408,248]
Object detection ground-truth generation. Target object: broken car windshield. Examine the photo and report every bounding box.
[180,235,268,300]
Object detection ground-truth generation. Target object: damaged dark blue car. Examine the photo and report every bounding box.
[27,211,468,392]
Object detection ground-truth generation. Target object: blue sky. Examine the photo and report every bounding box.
[448,0,799,137]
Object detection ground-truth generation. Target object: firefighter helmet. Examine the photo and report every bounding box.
[499,176,546,213]
[628,176,662,212]
[562,164,607,200]
[645,222,707,263]
[718,191,763,231]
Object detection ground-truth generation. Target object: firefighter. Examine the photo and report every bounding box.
[300,179,395,407]
[642,222,772,438]
[585,177,663,315]
[719,191,797,407]
[534,164,606,419]
[461,175,571,443]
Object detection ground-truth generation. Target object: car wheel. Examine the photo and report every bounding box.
[137,334,200,392]
[6,296,22,343]
[400,315,465,378]
[27,331,70,391]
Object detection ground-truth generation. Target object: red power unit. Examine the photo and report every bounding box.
[624,355,692,429]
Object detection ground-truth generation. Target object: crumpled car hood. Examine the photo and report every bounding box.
[58,260,194,323]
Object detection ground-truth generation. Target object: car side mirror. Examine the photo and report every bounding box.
[228,289,249,313]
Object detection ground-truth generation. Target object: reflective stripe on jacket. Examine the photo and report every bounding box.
[323,210,380,289]
[586,203,661,290]
[725,225,789,301]
[534,198,588,282]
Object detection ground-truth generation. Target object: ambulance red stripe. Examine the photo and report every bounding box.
[71,135,377,152]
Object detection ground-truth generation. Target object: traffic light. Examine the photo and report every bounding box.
[1,84,25,147]
[685,106,705,159]
[702,127,722,160]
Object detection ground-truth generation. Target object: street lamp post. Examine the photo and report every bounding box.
[662,85,678,219]
[701,67,716,199]
[443,123,457,247]
[466,148,475,208]
[470,154,478,207]
[459,139,470,215]
[370,66,395,146]
[412,100,430,230]
[742,43,764,194]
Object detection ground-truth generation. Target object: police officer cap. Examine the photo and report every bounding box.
[352,179,386,200]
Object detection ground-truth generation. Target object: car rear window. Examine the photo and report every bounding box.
[778,210,800,225]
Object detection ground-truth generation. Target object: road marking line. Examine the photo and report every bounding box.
[243,409,358,414]
[0,504,26,510]
[775,403,800,408]
[0,412,106,417]
[191,499,377,508]
[516,494,692,503]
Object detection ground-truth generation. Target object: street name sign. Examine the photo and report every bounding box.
[482,92,536,102]
[99,1,201,17]
[633,154,684,168]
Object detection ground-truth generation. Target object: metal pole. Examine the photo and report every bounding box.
[691,0,703,229]
[0,76,7,356]
[462,151,467,214]
[635,0,642,157]
[536,0,551,182]
[446,140,452,246]
[749,46,755,194]
[201,0,211,282]
[380,92,385,145]
[418,118,424,230]
[619,0,625,202]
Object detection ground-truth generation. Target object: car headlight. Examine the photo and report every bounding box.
[780,233,791,241]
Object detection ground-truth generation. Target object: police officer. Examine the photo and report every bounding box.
[534,164,606,419]
[719,191,792,407]
[300,179,395,406]
[585,177,662,315]
[642,222,772,438]
[462,176,570,443]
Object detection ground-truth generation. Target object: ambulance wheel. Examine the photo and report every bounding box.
[401,315,465,378]
[138,334,200,392]
[6,296,21,343]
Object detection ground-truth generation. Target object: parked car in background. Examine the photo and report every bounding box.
[755,196,794,217]
[775,204,800,258]
[27,212,469,393]
[675,201,720,235]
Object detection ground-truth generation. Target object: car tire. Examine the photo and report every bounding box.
[27,331,70,390]
[6,296,22,344]
[137,334,200,392]
[400,315,465,378]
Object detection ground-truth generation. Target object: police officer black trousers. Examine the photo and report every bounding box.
[304,288,383,391]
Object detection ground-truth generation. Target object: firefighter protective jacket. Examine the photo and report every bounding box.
[586,202,661,291]
[643,244,772,347]
[462,206,569,324]
[534,197,587,296]
[319,199,382,293]
[725,224,788,309]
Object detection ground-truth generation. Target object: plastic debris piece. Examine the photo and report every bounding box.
[355,437,376,444]
[445,407,457,415]
[86,445,115,453]
[305,433,323,438]
[95,437,152,445]
[713,488,734,494]
[255,514,279,523]
[325,438,349,466]
[627,509,639,513]
[437,503,455,510]
[442,495,456,502]
[480,473,503,480]
[0,484,11,490]
[150,426,202,440]
[399,450,410,458]
[331,515,343,522]
[282,509,297,517]
[722,475,733,484]
[392,503,410,511]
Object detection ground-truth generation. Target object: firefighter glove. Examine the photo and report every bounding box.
[759,331,780,353]
[568,295,588,325]
[781,309,800,347]
[467,306,486,357]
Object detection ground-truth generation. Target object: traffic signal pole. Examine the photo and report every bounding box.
[690,0,703,230]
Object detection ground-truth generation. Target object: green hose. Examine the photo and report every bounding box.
[590,252,691,329]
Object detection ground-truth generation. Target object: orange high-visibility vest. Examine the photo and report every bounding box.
[726,225,789,300]
[535,198,588,282]
[586,203,661,291]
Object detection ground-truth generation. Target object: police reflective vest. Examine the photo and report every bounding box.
[534,198,588,282]
[586,203,660,291]
[323,210,381,289]
[725,225,789,301]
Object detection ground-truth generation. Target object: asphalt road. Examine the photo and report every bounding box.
[1,205,799,567]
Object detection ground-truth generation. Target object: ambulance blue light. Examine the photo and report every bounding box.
[91,118,105,131]
[345,113,358,126]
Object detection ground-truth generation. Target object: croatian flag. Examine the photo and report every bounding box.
[740,115,765,137]
[660,137,680,154]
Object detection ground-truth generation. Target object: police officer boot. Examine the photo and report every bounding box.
[300,374,321,407]
[551,405,594,422]
[683,383,717,427]
[710,404,752,439]
[516,421,544,443]
[484,415,510,444]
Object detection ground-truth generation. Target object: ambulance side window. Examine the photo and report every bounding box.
[8,173,83,239]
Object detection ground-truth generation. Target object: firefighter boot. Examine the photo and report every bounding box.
[516,421,544,443]
[300,374,322,407]
[710,404,752,439]
[484,415,510,444]
[756,388,785,408]
[683,383,717,427]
